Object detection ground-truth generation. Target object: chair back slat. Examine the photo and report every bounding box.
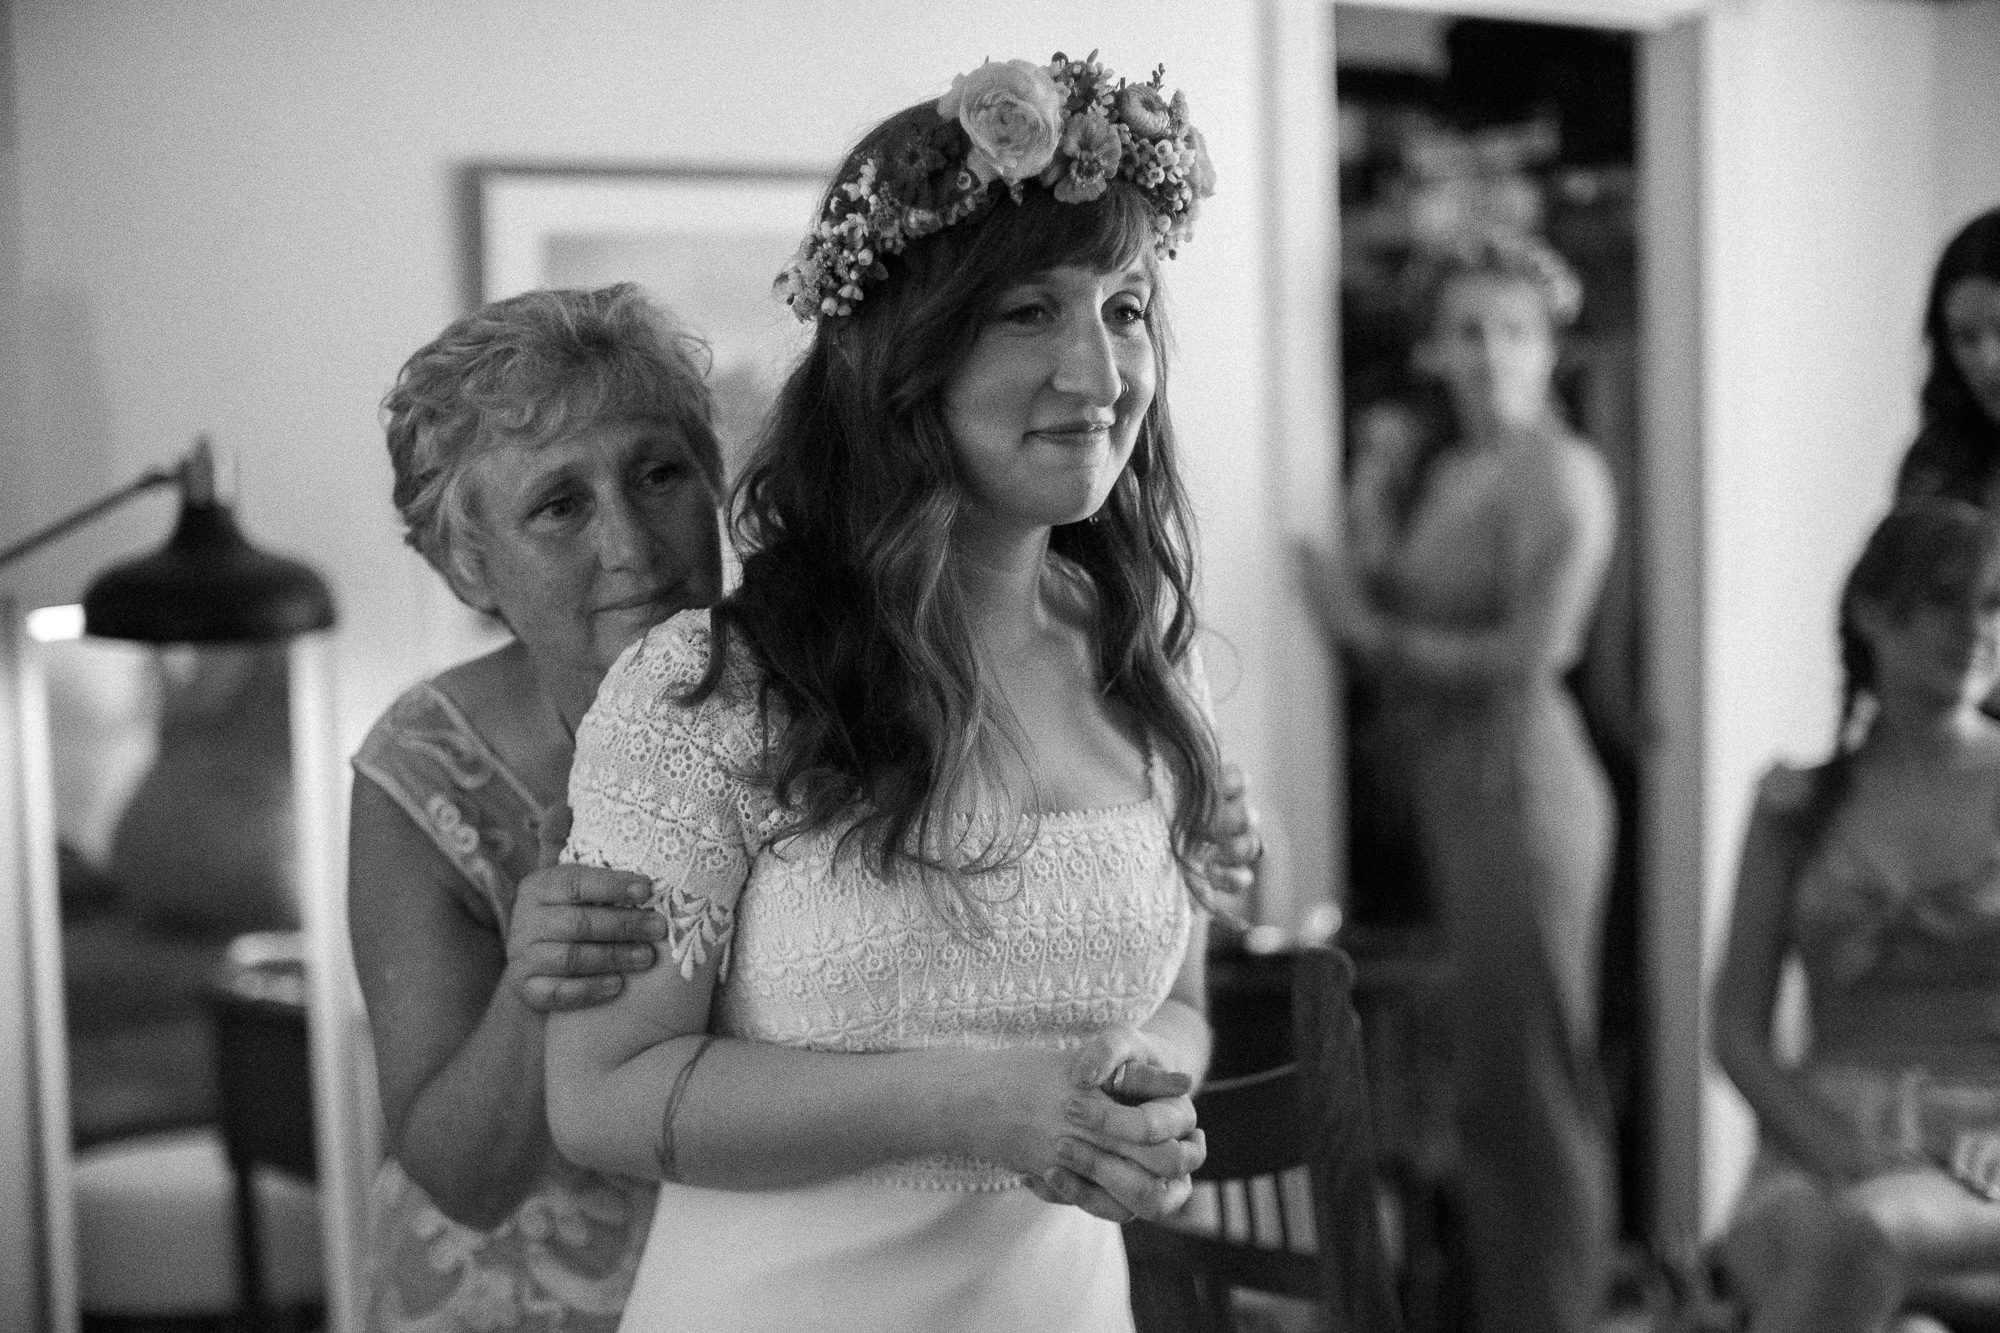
[1297,947,1403,1333]
[1126,946,1404,1333]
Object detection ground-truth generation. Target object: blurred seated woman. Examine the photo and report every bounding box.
[1712,499,2000,1333]
[348,284,725,1331]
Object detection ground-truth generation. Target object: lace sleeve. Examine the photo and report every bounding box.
[565,611,776,981]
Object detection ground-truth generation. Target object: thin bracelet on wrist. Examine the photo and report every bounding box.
[657,1035,719,1184]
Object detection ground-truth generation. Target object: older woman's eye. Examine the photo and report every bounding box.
[533,493,582,523]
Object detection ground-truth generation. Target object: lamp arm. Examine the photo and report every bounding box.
[0,468,181,573]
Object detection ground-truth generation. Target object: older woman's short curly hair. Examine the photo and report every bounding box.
[1421,229,1585,330]
[382,283,722,590]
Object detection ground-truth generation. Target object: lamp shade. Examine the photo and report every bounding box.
[82,498,336,644]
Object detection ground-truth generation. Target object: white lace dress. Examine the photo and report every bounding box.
[564,610,1198,1333]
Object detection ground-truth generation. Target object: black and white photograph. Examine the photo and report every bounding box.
[3,3,1999,1332]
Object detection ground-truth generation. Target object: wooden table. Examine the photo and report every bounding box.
[199,950,316,1330]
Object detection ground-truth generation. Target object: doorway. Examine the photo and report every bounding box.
[1315,0,1709,1310]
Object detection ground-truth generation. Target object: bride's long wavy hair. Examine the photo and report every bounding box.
[694,102,1223,927]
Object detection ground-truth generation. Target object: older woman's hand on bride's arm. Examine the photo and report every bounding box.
[506,804,667,1012]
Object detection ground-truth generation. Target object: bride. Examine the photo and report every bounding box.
[545,50,1230,1332]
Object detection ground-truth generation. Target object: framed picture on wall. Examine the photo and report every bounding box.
[465,163,826,477]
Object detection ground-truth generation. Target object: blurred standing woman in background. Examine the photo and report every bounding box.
[349,285,725,1331]
[1897,207,2000,507]
[546,50,1226,1333]
[1297,233,1618,1333]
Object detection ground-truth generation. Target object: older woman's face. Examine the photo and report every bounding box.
[1944,276,2000,426]
[456,417,722,685]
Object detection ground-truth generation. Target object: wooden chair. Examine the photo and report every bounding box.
[1126,945,1404,1333]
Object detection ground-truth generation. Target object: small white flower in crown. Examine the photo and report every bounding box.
[773,50,1218,323]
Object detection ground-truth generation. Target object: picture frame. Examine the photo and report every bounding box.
[463,163,827,475]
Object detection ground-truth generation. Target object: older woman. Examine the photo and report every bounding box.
[348,284,726,1332]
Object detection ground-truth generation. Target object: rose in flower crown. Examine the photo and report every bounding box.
[938,59,1065,185]
[775,50,1216,322]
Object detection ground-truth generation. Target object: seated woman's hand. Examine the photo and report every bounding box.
[506,804,667,1012]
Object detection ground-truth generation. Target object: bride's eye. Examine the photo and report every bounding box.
[1106,297,1149,329]
[998,299,1053,328]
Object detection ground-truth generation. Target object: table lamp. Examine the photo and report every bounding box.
[0,435,335,643]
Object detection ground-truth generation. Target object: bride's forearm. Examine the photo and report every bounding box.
[668,1040,999,1188]
[548,1034,1029,1189]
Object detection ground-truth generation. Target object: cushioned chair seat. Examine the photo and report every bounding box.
[72,1127,321,1315]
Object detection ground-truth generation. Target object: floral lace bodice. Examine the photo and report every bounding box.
[565,610,1198,1190]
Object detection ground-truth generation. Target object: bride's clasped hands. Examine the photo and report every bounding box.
[1013,1027,1208,1224]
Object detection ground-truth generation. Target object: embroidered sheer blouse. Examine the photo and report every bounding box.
[352,682,656,1333]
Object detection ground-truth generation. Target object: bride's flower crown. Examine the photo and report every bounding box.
[775,50,1217,322]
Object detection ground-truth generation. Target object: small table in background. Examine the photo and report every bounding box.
[199,931,318,1330]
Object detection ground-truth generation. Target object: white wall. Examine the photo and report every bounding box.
[0,0,45,1320]
[3,0,1332,921]
[1333,5,1449,73]
[1936,0,2000,247]
[1692,0,1992,1233]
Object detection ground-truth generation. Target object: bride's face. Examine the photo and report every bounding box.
[1944,275,2000,427]
[941,262,1157,537]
